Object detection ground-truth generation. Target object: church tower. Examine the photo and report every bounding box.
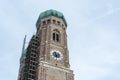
[18,9,74,80]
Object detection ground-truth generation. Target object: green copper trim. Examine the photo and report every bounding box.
[22,49,27,56]
[36,9,67,27]
[20,49,27,61]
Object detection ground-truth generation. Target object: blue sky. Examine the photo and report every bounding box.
[0,0,120,80]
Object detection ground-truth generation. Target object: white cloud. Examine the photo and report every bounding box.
[90,8,120,22]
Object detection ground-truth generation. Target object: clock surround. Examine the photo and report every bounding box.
[50,50,63,60]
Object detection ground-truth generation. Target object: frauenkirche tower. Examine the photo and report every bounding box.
[18,9,74,80]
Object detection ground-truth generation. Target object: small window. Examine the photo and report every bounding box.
[53,33,55,41]
[43,21,46,25]
[47,19,50,24]
[56,34,59,41]
[52,30,60,42]
[53,20,56,24]
[57,21,60,25]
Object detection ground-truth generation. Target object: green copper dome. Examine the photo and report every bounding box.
[36,9,67,27]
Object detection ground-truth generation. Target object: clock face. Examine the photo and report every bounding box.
[50,50,63,60]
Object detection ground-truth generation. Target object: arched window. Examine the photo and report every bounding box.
[52,30,60,42]
[53,33,56,41]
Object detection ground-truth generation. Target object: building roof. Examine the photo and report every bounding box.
[36,9,67,27]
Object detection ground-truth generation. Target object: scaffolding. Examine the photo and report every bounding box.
[22,35,39,80]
